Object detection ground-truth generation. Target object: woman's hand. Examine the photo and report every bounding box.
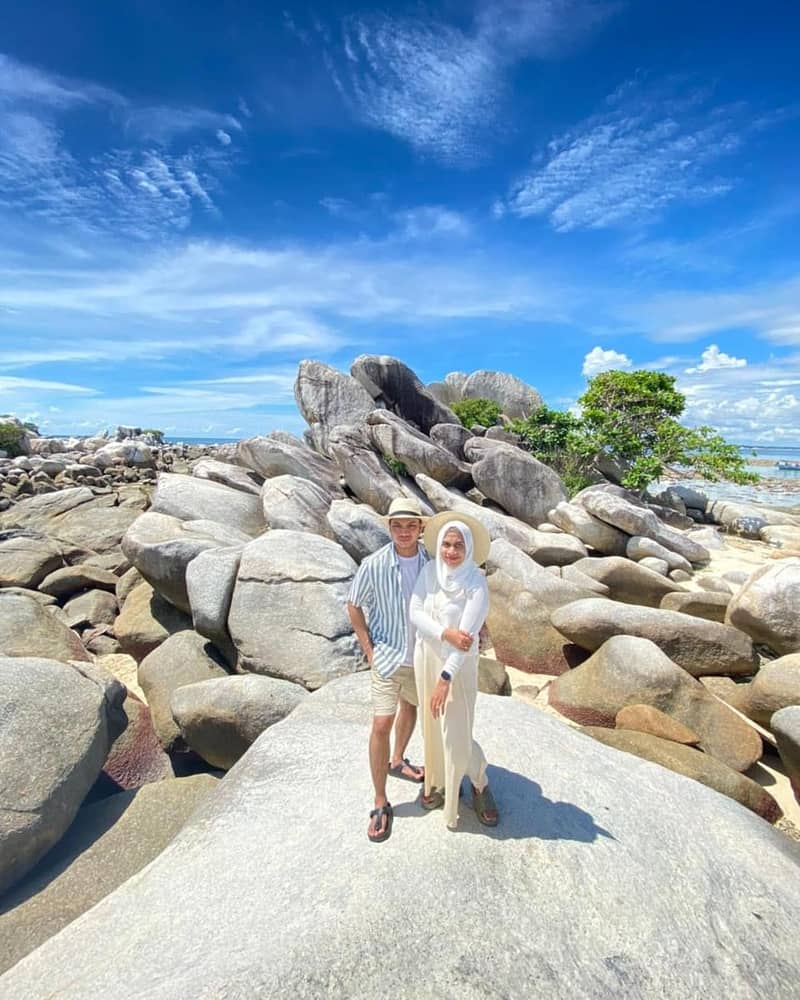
[442,627,473,652]
[430,677,450,719]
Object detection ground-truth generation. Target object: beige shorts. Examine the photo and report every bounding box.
[371,664,418,716]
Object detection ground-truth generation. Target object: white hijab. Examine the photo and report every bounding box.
[435,520,484,596]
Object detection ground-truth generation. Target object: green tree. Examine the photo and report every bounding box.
[451,398,502,429]
[511,405,595,496]
[0,422,26,457]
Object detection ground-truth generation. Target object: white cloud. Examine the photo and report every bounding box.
[393,205,471,240]
[0,52,124,109]
[0,375,97,394]
[216,129,232,146]
[581,346,633,376]
[504,80,767,230]
[685,344,747,374]
[123,106,241,143]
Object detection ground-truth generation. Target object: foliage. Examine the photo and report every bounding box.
[382,454,409,478]
[0,422,26,457]
[510,370,757,495]
[451,398,502,429]
[143,428,166,443]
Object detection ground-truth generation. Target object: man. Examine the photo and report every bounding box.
[347,496,429,843]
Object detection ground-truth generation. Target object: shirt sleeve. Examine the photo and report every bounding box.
[347,560,373,608]
[409,564,445,643]
[441,578,489,678]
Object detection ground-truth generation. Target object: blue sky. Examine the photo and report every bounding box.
[1,0,799,444]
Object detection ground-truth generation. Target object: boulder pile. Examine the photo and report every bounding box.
[1,356,799,978]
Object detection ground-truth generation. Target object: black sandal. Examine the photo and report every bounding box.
[388,757,425,783]
[367,803,394,843]
[420,788,444,811]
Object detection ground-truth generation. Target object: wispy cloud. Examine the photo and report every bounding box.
[123,106,242,144]
[0,52,124,109]
[0,375,98,394]
[323,2,618,164]
[504,79,765,230]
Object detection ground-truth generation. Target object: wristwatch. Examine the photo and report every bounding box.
[440,670,452,682]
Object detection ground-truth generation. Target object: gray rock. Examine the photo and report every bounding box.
[234,433,343,496]
[697,575,734,595]
[484,426,520,444]
[228,530,363,689]
[548,635,762,772]
[738,655,800,728]
[570,556,684,608]
[669,569,692,582]
[425,372,467,407]
[294,360,376,457]
[367,410,469,486]
[686,526,726,550]
[185,546,241,659]
[326,499,391,562]
[0,774,218,975]
[261,474,334,537]
[0,657,126,894]
[0,531,63,588]
[351,354,459,433]
[39,564,118,598]
[726,559,800,656]
[191,458,263,496]
[150,473,264,538]
[464,438,567,527]
[461,370,543,419]
[115,565,144,606]
[547,501,628,556]
[138,631,229,751]
[477,655,510,695]
[772,706,800,802]
[171,674,308,769]
[429,422,473,460]
[671,485,709,511]
[638,556,669,575]
[113,582,192,662]
[551,598,758,678]
[0,592,90,661]
[93,441,154,470]
[760,524,800,549]
[3,674,798,1000]
[327,423,403,514]
[62,588,118,629]
[626,536,692,574]
[101,692,174,791]
[660,590,730,623]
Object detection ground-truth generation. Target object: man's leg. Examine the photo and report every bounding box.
[391,696,417,768]
[368,712,395,839]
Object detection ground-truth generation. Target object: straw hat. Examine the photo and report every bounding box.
[384,496,427,522]
[423,511,491,566]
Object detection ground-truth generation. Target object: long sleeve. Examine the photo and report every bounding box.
[441,580,489,678]
[409,566,445,643]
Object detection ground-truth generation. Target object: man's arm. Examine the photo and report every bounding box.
[347,602,374,666]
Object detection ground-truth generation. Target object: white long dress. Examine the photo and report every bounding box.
[410,560,490,829]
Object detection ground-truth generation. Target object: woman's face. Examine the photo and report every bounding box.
[440,527,466,568]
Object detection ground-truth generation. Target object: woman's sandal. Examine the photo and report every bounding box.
[472,784,498,826]
[367,803,394,843]
[420,788,445,810]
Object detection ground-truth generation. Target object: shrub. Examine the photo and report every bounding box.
[383,454,409,478]
[451,398,502,429]
[0,422,27,457]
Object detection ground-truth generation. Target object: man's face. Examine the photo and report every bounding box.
[389,517,422,554]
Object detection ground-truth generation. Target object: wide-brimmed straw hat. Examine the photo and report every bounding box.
[384,496,427,522]
[423,510,491,566]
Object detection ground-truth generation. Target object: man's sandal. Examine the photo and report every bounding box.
[472,784,499,826]
[367,803,394,843]
[420,788,445,810]
[388,757,425,783]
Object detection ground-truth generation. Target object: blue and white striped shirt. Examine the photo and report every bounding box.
[348,541,429,678]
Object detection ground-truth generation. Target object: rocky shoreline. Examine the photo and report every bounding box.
[1,356,799,992]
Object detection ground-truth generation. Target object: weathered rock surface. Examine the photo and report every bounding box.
[62,588,118,630]
[113,582,192,661]
[171,674,308,769]
[615,704,700,745]
[150,473,264,538]
[548,636,762,771]
[0,531,63,588]
[660,590,730,623]
[570,556,683,607]
[626,536,692,574]
[326,423,403,514]
[461,370,543,419]
[138,631,229,751]
[228,530,363,689]
[351,354,458,433]
[260,474,333,537]
[429,422,473,460]
[100,694,174,792]
[2,674,798,1000]
[465,438,567,526]
[0,774,218,975]
[326,499,390,563]
[185,545,241,659]
[551,599,758,678]
[0,657,126,894]
[294,360,376,456]
[367,410,468,486]
[0,592,90,662]
[191,458,263,496]
[737,655,800,728]
[726,558,800,655]
[39,563,118,598]
[583,727,779,821]
[772,706,800,800]
[760,524,800,549]
[547,502,628,556]
[234,433,343,496]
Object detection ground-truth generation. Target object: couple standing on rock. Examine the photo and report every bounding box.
[347,496,499,842]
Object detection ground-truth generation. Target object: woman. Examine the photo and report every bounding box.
[409,511,498,830]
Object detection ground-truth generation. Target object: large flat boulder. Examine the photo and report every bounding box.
[548,635,762,771]
[0,592,90,662]
[552,598,758,678]
[228,530,363,689]
[0,658,126,894]
[660,590,730,623]
[461,370,543,419]
[191,458,263,496]
[351,354,458,433]
[726,559,800,656]
[547,502,629,556]
[294,360,376,457]
[260,474,334,537]
[0,774,218,975]
[39,564,118,598]
[234,433,342,496]
[0,530,63,588]
[571,556,684,607]
[464,438,567,527]
[2,675,798,999]
[150,473,265,538]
